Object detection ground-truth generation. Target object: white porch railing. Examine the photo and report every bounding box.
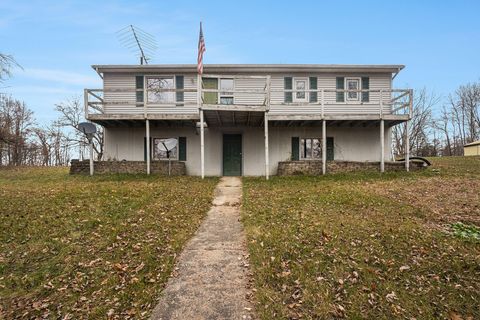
[84,77,412,119]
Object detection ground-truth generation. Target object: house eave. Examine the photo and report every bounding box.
[92,64,405,75]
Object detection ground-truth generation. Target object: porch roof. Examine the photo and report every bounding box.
[88,112,408,128]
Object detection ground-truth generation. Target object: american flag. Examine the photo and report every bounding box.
[197,22,206,74]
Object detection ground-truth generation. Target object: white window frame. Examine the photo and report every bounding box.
[300,137,322,160]
[219,78,235,105]
[293,77,308,103]
[145,75,176,105]
[345,77,361,102]
[152,137,179,160]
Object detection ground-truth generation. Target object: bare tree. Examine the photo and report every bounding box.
[456,82,480,143]
[0,96,35,165]
[0,53,21,84]
[392,88,439,157]
[54,96,104,160]
[433,106,453,155]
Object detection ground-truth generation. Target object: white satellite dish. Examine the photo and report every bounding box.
[78,122,97,141]
[77,122,97,176]
[155,138,178,176]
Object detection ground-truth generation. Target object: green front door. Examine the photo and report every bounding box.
[223,134,242,176]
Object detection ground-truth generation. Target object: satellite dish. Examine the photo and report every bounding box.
[156,138,177,152]
[78,122,97,141]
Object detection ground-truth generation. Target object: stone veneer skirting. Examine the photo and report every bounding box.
[70,160,186,175]
[277,160,425,176]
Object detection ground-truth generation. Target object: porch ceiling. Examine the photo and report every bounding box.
[203,110,265,127]
[269,119,406,128]
[91,119,197,128]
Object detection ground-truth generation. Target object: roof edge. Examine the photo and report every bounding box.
[464,140,480,147]
[92,64,405,74]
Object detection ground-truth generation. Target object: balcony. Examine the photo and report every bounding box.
[85,74,412,126]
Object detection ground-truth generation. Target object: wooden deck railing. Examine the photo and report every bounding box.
[84,77,412,119]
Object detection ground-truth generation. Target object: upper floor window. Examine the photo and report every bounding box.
[285,77,317,103]
[219,78,234,105]
[294,78,307,102]
[346,78,360,101]
[147,76,174,103]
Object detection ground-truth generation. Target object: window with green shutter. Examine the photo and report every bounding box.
[136,76,144,105]
[309,77,318,103]
[336,77,345,102]
[361,77,369,102]
[175,75,184,104]
[284,77,293,103]
[291,137,299,160]
[327,137,334,161]
[178,137,187,161]
[202,78,218,104]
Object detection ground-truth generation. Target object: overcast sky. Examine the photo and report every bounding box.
[1,0,479,124]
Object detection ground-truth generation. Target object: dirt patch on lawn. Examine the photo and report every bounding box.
[363,176,480,228]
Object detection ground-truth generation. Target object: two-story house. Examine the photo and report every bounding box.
[83,64,413,178]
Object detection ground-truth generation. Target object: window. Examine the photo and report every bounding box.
[294,78,307,102]
[147,77,174,104]
[346,78,360,101]
[300,138,321,159]
[219,78,234,105]
[153,138,178,160]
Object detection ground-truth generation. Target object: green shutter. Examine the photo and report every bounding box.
[136,76,144,105]
[284,77,293,103]
[361,77,369,102]
[202,78,218,104]
[336,77,344,102]
[144,137,152,161]
[179,137,187,161]
[175,75,184,103]
[291,137,299,160]
[326,137,334,161]
[309,77,318,103]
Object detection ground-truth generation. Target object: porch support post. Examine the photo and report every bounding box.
[89,139,94,176]
[405,120,410,172]
[322,119,327,175]
[146,119,150,175]
[380,119,385,173]
[264,112,269,180]
[200,109,205,179]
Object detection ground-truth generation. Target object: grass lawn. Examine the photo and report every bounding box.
[243,157,480,319]
[0,167,217,319]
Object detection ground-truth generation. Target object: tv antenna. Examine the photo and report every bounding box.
[116,25,157,65]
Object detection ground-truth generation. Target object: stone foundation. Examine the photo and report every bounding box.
[70,160,186,175]
[277,160,426,176]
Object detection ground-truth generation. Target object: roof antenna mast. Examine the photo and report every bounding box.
[116,25,157,65]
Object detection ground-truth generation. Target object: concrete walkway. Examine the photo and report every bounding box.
[150,177,254,320]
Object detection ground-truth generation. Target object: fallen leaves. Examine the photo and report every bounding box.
[0,168,218,319]
[242,159,480,319]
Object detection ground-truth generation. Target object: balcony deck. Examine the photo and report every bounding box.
[85,74,412,127]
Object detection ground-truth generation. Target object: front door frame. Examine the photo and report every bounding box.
[222,133,243,176]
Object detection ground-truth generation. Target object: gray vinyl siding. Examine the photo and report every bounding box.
[101,71,393,116]
[103,73,137,114]
[269,73,392,115]
[234,77,266,105]
[102,72,198,115]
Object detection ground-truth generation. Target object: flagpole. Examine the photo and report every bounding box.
[197,21,205,179]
